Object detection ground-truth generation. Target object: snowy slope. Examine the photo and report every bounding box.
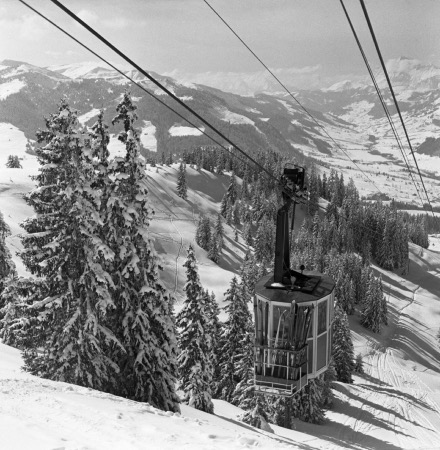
[2,118,440,447]
[2,241,440,449]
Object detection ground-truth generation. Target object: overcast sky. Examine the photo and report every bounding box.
[1,0,439,82]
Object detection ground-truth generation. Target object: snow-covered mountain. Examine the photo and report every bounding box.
[1,57,440,207]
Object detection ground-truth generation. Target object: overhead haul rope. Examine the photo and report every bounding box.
[45,0,279,183]
[203,0,383,195]
[339,0,425,209]
[358,0,434,216]
[16,1,259,175]
[16,0,415,243]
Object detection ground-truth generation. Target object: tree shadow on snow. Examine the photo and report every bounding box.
[334,384,432,436]
[317,419,408,450]
[357,384,436,412]
[214,414,318,450]
[390,323,440,373]
[355,371,390,387]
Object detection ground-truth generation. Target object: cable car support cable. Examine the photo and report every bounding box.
[203,0,383,195]
[339,0,426,209]
[358,0,434,216]
[16,0,415,249]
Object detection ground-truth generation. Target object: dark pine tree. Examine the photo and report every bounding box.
[216,276,248,401]
[360,272,387,333]
[5,155,22,168]
[213,213,224,251]
[176,161,188,200]
[0,210,15,295]
[205,290,222,395]
[176,245,214,413]
[332,305,355,383]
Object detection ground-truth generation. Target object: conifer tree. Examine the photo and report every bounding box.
[220,194,229,218]
[19,100,118,390]
[5,155,22,168]
[308,167,319,216]
[243,221,253,247]
[232,280,269,430]
[221,171,238,218]
[195,216,212,251]
[254,215,275,263]
[176,245,213,413]
[104,92,179,411]
[360,273,387,333]
[208,238,220,263]
[205,290,222,395]
[213,213,224,251]
[320,362,336,408]
[0,277,45,349]
[0,211,15,295]
[294,378,325,424]
[354,353,364,374]
[216,276,249,401]
[332,305,355,383]
[176,161,188,200]
[226,204,233,226]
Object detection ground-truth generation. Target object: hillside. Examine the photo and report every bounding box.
[2,59,440,449]
[1,58,440,208]
[1,241,440,449]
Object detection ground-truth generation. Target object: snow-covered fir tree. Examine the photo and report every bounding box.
[320,362,337,408]
[5,155,22,168]
[103,92,180,411]
[294,378,325,424]
[195,216,212,251]
[360,272,387,333]
[0,210,15,294]
[213,213,224,251]
[176,245,214,413]
[208,238,220,264]
[354,353,364,374]
[216,276,249,401]
[232,279,269,430]
[204,290,222,395]
[332,305,355,383]
[0,277,46,349]
[220,171,238,218]
[19,100,118,390]
[176,161,188,200]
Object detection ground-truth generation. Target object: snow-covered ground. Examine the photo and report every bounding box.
[140,120,157,151]
[2,123,440,449]
[0,79,26,100]
[2,240,440,449]
[77,108,100,125]
[168,124,204,137]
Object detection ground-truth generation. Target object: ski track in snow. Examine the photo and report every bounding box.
[337,270,440,449]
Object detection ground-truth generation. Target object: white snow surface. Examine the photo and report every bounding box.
[169,125,204,137]
[2,241,440,449]
[0,79,25,100]
[0,343,284,450]
[140,120,157,151]
[77,108,100,125]
[2,126,440,448]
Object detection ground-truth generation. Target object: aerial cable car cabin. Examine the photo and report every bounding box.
[254,166,335,397]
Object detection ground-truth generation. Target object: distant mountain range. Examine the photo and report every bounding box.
[0,57,439,206]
